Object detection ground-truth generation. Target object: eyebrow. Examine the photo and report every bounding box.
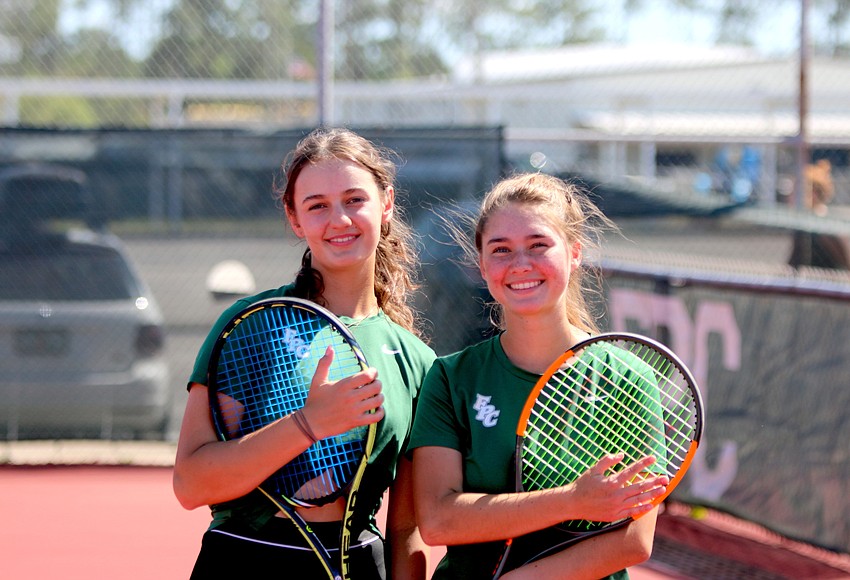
[484,233,548,245]
[299,187,368,203]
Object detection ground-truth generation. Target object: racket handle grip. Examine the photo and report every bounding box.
[491,538,512,579]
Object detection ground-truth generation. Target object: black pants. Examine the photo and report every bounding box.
[190,517,386,579]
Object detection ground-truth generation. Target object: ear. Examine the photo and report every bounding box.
[570,241,583,271]
[286,209,305,239]
[381,186,395,224]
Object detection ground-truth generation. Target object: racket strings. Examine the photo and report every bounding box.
[522,340,699,494]
[602,342,694,427]
[525,379,663,489]
[286,444,364,502]
[214,304,368,505]
[629,346,697,434]
[592,342,695,454]
[523,382,657,491]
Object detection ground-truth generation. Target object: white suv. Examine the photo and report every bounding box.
[0,164,171,439]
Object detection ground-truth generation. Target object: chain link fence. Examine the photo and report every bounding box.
[4,0,850,556]
[3,0,849,418]
[2,2,849,208]
[1,2,849,434]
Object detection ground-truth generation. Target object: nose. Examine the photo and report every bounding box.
[329,204,353,227]
[509,250,532,272]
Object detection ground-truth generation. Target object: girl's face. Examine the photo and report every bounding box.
[287,157,394,274]
[478,202,581,319]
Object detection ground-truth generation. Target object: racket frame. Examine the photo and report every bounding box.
[492,332,704,578]
[207,297,378,580]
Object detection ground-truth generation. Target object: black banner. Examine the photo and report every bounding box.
[603,268,850,553]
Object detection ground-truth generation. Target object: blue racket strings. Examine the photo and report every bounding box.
[215,304,368,506]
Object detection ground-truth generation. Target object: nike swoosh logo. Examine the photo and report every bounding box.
[382,344,401,355]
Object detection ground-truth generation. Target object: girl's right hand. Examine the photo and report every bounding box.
[566,454,668,522]
[301,346,385,439]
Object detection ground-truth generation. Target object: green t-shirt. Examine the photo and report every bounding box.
[409,335,631,580]
[189,284,436,537]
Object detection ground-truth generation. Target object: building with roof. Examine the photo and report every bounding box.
[2,42,848,204]
[439,43,850,205]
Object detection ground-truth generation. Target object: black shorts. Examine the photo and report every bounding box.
[190,517,386,579]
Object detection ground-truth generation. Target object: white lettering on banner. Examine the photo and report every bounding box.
[609,288,740,501]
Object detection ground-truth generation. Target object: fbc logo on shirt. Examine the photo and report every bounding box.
[473,394,500,427]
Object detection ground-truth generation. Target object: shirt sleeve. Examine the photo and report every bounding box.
[186,287,292,390]
[408,358,465,453]
[186,297,252,389]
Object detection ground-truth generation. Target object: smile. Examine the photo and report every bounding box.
[328,234,358,244]
[508,280,542,290]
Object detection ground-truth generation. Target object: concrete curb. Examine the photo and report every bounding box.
[0,440,177,467]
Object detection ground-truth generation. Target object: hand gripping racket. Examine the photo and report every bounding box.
[492,332,704,578]
[207,297,376,580]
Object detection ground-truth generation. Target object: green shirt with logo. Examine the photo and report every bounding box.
[409,334,631,580]
[189,284,436,537]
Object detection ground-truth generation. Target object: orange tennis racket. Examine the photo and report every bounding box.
[491,332,704,578]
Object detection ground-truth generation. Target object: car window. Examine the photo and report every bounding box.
[0,245,139,301]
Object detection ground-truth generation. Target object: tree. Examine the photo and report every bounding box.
[335,0,449,80]
[143,0,315,79]
[824,0,850,55]
[0,0,65,75]
[0,0,141,126]
[334,0,606,81]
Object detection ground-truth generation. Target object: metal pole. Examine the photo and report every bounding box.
[795,0,810,210]
[317,0,334,127]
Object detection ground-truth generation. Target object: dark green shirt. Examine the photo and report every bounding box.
[409,335,631,580]
[189,284,436,537]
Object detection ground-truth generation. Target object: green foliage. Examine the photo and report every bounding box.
[5,0,850,126]
[18,96,100,127]
[18,93,149,128]
[143,0,315,79]
[427,0,604,55]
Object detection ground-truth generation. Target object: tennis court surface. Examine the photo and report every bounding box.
[3,441,849,579]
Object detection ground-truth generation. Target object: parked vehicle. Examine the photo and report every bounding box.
[0,164,171,439]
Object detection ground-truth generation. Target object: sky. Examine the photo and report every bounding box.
[605,1,802,57]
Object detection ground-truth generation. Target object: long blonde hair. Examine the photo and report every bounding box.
[473,172,614,333]
[276,127,421,335]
